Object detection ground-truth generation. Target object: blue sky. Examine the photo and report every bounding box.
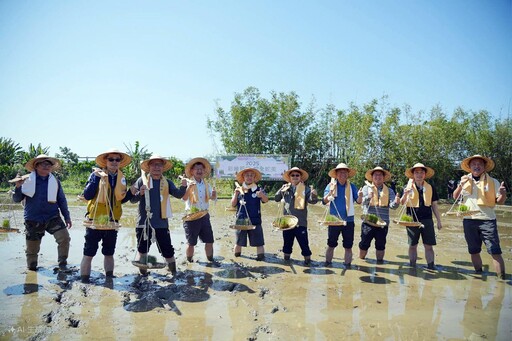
[1,0,511,162]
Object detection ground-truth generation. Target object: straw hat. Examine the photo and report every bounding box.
[405,163,435,179]
[328,163,356,178]
[236,168,262,184]
[460,155,495,173]
[185,157,212,178]
[283,167,309,183]
[365,166,392,182]
[95,148,132,168]
[140,154,173,173]
[25,154,61,172]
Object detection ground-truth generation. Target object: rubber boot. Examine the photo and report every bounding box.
[53,229,70,267]
[26,240,41,271]
[168,262,177,275]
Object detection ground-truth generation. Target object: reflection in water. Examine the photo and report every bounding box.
[462,279,505,340]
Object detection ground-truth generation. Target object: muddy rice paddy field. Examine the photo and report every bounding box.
[0,197,511,340]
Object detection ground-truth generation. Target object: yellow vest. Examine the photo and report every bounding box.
[406,181,432,208]
[87,171,127,220]
[462,173,496,207]
[369,183,389,207]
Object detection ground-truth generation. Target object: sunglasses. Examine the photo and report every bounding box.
[37,161,53,167]
[290,174,301,177]
[107,158,121,162]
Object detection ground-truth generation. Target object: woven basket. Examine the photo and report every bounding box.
[83,220,120,230]
[182,210,208,222]
[444,210,480,217]
[318,219,346,226]
[225,207,237,211]
[393,220,423,227]
[0,227,20,233]
[272,215,299,231]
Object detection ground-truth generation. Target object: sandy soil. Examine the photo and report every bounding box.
[0,199,511,340]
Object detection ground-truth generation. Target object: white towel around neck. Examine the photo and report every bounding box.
[21,171,58,203]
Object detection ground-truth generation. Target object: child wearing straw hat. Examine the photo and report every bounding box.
[400,162,442,270]
[452,155,507,279]
[12,154,71,271]
[131,154,188,275]
[322,163,363,268]
[274,167,318,265]
[80,148,137,283]
[230,167,269,260]
[181,157,217,263]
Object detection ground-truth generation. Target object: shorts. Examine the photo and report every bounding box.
[359,222,389,251]
[327,221,355,248]
[183,213,214,245]
[136,227,175,258]
[463,219,502,255]
[282,225,311,256]
[24,216,66,241]
[236,224,265,247]
[407,218,436,246]
[83,228,118,257]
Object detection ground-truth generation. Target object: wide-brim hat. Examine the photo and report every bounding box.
[283,167,309,183]
[140,154,173,173]
[185,157,212,178]
[236,168,262,183]
[25,154,61,172]
[328,163,356,178]
[95,149,132,168]
[405,163,435,179]
[460,155,495,173]
[365,166,392,182]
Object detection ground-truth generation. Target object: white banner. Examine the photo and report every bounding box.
[215,155,290,180]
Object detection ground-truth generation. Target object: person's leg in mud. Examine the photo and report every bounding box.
[407,226,421,267]
[135,227,153,275]
[46,217,70,267]
[80,228,103,282]
[421,219,437,269]
[491,254,506,279]
[294,226,312,265]
[197,216,215,261]
[183,219,200,262]
[374,226,389,263]
[341,222,355,267]
[234,229,247,257]
[358,222,374,260]
[101,230,117,277]
[326,226,341,266]
[282,228,295,261]
[248,224,265,261]
[154,229,176,275]
[25,221,44,271]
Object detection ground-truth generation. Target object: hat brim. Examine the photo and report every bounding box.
[185,157,212,178]
[460,155,495,173]
[25,156,61,172]
[365,168,392,182]
[328,167,356,179]
[95,151,132,168]
[236,168,262,183]
[405,166,435,179]
[140,158,173,173]
[283,168,309,183]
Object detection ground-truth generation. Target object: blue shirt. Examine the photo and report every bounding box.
[13,174,70,223]
[236,186,264,225]
[131,177,187,228]
[323,181,358,222]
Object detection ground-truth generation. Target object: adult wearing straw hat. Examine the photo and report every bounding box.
[80,148,136,283]
[359,166,400,264]
[131,154,188,275]
[275,167,318,265]
[322,163,363,268]
[231,167,269,260]
[452,155,507,279]
[181,157,217,263]
[12,154,71,271]
[400,162,442,270]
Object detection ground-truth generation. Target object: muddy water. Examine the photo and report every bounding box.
[0,199,511,340]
